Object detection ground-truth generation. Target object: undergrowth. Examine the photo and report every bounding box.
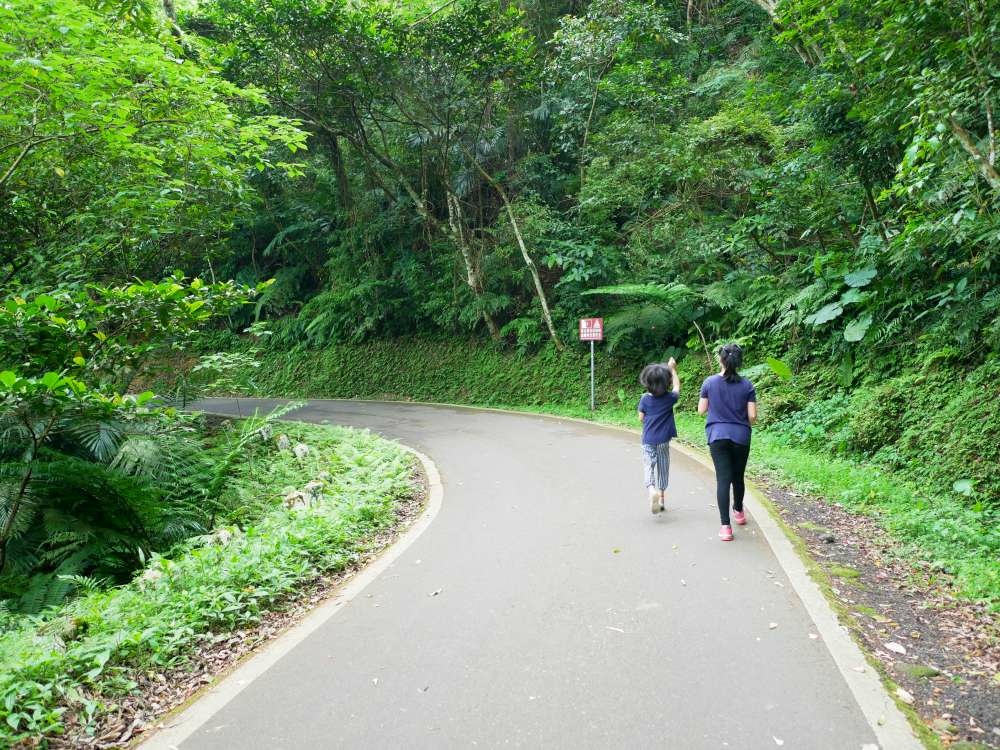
[0,422,415,746]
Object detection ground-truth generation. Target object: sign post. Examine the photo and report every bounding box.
[578,318,604,411]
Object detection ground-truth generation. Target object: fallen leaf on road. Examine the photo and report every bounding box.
[809,633,819,639]
[372,678,379,686]
[852,666,866,673]
[885,642,906,655]
[606,626,625,633]
[429,588,442,597]
[612,548,621,554]
[773,737,784,746]
[773,581,784,588]
[896,687,914,704]
[769,622,778,630]
[681,579,687,586]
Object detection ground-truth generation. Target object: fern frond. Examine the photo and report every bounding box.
[583,282,698,306]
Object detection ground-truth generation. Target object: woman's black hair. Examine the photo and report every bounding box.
[718,343,743,383]
[640,363,670,397]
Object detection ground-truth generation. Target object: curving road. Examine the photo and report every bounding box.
[156,399,885,750]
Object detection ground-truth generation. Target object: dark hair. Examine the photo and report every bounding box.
[640,363,670,397]
[718,343,743,383]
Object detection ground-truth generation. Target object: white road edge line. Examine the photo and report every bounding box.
[670,441,923,750]
[292,397,923,750]
[137,442,444,750]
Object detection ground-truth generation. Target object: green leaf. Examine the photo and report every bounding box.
[765,357,792,380]
[840,288,864,305]
[40,371,63,390]
[843,314,873,342]
[806,302,843,325]
[953,479,973,496]
[73,356,86,367]
[37,294,58,310]
[0,370,17,388]
[844,267,877,288]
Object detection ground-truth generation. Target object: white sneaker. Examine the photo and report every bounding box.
[649,488,662,514]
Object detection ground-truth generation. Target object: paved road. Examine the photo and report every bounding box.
[177,399,878,749]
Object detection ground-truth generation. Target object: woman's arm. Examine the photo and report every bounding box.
[697,397,709,415]
[747,401,757,424]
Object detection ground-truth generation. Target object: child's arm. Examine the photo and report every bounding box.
[667,358,680,394]
[638,411,645,422]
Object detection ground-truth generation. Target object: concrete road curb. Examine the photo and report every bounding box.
[137,443,444,750]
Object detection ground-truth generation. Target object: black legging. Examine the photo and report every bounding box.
[709,439,751,525]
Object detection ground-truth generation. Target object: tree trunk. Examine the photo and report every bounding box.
[502,195,563,350]
[446,191,501,340]
[326,134,353,218]
[949,117,1000,193]
[162,0,196,57]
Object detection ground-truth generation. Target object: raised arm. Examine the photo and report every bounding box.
[666,357,680,393]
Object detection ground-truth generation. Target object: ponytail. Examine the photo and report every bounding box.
[719,343,743,383]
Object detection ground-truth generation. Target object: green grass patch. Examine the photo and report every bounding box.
[0,422,416,746]
[827,564,862,581]
[897,663,941,680]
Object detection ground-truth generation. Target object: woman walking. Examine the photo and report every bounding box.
[698,343,757,541]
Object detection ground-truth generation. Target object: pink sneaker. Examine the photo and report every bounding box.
[719,525,734,541]
[733,510,746,526]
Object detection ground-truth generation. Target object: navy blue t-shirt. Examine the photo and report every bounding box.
[700,375,756,445]
[638,390,679,445]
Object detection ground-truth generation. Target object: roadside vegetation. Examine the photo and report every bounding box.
[0,419,416,746]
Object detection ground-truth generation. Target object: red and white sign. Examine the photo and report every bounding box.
[579,317,604,342]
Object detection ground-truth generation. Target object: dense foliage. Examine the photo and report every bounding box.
[3,0,998,603]
[1,0,303,611]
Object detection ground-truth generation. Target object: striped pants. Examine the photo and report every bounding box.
[642,442,671,491]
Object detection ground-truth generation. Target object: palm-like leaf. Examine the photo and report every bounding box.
[583,283,703,351]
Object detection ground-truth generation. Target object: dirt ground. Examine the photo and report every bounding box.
[757,477,999,749]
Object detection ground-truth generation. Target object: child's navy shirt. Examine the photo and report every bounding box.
[638,390,679,445]
[699,374,756,445]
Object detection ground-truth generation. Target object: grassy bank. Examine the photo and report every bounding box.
[0,422,416,746]
[246,340,999,609]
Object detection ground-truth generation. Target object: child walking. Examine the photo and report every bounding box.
[638,358,680,514]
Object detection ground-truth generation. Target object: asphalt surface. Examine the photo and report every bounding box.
[180,399,879,750]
